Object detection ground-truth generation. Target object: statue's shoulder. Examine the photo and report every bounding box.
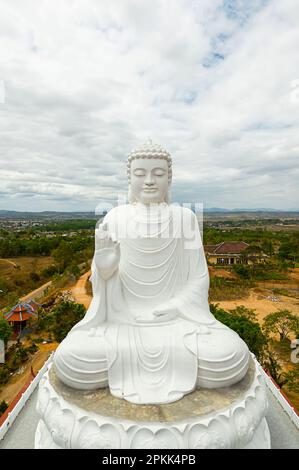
[103,204,131,223]
[170,204,197,220]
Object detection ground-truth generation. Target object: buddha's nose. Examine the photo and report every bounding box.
[144,174,155,185]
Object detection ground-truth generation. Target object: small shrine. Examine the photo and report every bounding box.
[4,300,40,336]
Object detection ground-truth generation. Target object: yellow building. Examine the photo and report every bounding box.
[204,241,268,266]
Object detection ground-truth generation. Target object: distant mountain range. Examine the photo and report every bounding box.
[0,208,298,219]
[0,210,97,219]
[202,207,296,213]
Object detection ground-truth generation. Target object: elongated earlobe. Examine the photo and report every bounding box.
[128,185,137,204]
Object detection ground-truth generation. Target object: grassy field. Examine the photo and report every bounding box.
[0,256,54,281]
[0,256,54,308]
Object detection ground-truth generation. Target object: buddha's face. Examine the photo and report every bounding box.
[130,158,169,204]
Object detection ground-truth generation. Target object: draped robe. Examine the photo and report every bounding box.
[71,203,221,404]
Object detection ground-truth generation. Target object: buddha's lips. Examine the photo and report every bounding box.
[142,188,158,191]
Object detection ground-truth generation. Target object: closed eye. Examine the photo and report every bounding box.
[153,169,166,176]
[133,169,146,177]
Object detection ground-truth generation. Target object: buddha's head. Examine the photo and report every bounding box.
[127,140,172,204]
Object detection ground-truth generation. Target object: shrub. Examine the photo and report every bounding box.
[0,366,9,385]
[41,264,59,278]
[209,276,251,301]
[33,337,45,343]
[233,265,251,279]
[26,343,38,354]
[29,272,40,282]
[0,399,8,416]
[51,300,85,342]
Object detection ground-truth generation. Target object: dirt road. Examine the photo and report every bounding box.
[68,271,92,308]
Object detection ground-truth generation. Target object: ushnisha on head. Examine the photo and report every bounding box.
[127,140,172,204]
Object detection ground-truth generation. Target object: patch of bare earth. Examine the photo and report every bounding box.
[211,267,299,323]
[67,271,92,308]
[0,342,58,406]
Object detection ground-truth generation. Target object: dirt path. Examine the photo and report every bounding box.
[68,271,92,308]
[0,259,17,268]
[0,343,58,406]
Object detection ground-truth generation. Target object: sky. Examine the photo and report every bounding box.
[0,0,298,212]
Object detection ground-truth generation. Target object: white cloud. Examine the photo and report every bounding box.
[0,0,298,211]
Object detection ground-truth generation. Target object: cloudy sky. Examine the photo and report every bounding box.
[0,0,298,212]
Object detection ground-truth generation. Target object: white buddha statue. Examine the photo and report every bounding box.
[54,141,250,405]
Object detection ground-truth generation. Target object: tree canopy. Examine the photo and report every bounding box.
[263,310,299,342]
[210,303,266,360]
[0,318,12,344]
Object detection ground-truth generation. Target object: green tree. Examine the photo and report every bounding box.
[51,300,86,342]
[0,399,8,416]
[5,342,30,371]
[261,240,274,256]
[52,241,74,272]
[66,263,80,278]
[210,303,266,360]
[278,234,299,263]
[36,307,54,332]
[0,318,12,345]
[263,310,299,342]
[259,347,287,387]
[228,305,257,322]
[283,365,299,394]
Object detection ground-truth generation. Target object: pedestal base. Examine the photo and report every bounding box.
[35,358,271,449]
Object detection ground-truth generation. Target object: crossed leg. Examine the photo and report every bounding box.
[54,325,250,392]
[54,330,109,390]
[196,326,250,389]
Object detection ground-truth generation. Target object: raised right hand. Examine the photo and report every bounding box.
[94,223,120,280]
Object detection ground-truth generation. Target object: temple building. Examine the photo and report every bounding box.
[4,300,40,336]
[204,241,268,266]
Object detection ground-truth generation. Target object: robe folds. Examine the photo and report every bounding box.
[71,203,225,404]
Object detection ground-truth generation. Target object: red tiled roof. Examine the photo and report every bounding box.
[6,312,34,322]
[204,241,249,255]
[204,244,219,253]
[26,299,40,311]
[4,301,39,322]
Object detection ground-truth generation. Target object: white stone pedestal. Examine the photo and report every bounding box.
[35,358,271,449]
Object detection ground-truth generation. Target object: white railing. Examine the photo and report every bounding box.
[0,354,298,441]
[257,361,299,430]
[0,352,54,441]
